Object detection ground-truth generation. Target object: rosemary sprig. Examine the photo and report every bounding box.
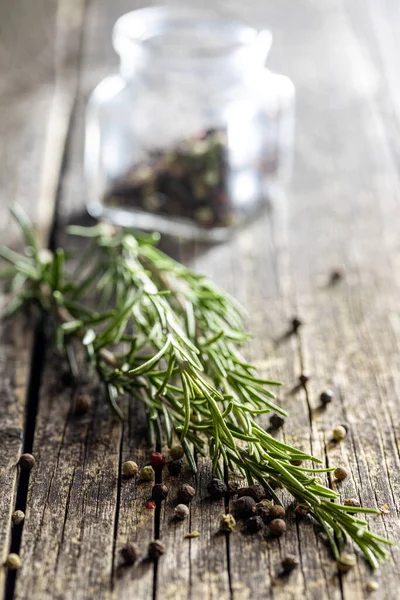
[0,207,393,567]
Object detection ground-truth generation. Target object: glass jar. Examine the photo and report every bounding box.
[85,7,295,241]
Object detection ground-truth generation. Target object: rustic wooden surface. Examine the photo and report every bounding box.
[2,0,400,598]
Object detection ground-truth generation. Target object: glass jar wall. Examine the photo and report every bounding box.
[85,7,295,241]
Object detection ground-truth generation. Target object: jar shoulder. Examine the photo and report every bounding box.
[87,74,130,111]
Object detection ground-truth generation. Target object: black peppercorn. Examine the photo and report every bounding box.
[290,459,303,466]
[299,372,310,386]
[167,459,182,476]
[320,389,334,406]
[269,504,286,520]
[18,453,35,472]
[169,445,184,460]
[294,504,309,518]
[120,543,139,566]
[72,394,91,416]
[226,481,240,497]
[148,540,165,560]
[152,483,169,502]
[255,505,271,524]
[177,483,195,504]
[269,518,286,537]
[238,484,265,503]
[247,515,263,534]
[233,496,256,519]
[269,414,285,429]
[207,478,227,500]
[291,317,303,332]
[281,555,299,573]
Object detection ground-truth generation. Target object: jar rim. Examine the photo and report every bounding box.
[113,6,272,73]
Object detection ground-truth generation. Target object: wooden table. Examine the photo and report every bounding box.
[1,1,400,598]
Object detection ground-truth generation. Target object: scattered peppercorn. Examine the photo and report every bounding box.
[12,510,25,525]
[219,514,236,532]
[337,553,356,573]
[269,518,286,537]
[233,496,256,519]
[269,414,285,429]
[152,483,169,502]
[320,389,334,407]
[269,505,286,520]
[207,478,227,500]
[334,467,348,481]
[169,445,185,460]
[344,498,360,507]
[146,501,156,510]
[247,515,263,534]
[148,540,165,560]
[299,372,310,386]
[167,459,182,476]
[5,553,22,570]
[290,459,303,466]
[120,543,139,565]
[238,484,265,503]
[257,499,274,509]
[281,555,299,574]
[332,425,347,442]
[366,580,379,592]
[226,481,240,497]
[177,483,195,504]
[174,504,189,520]
[18,453,35,472]
[122,460,139,477]
[294,504,309,518]
[330,268,343,285]
[140,465,155,481]
[150,452,166,470]
[72,394,91,416]
[255,505,270,524]
[291,317,303,332]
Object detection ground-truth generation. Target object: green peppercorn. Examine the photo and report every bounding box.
[366,580,379,592]
[269,518,286,537]
[140,465,155,481]
[169,445,184,460]
[337,553,356,573]
[344,497,360,507]
[12,510,25,525]
[333,425,347,442]
[219,514,236,532]
[334,466,348,481]
[148,540,165,560]
[5,553,22,570]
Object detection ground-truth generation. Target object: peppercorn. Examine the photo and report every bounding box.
[167,459,182,476]
[140,465,155,481]
[366,580,379,592]
[333,425,347,442]
[12,510,25,525]
[290,459,303,466]
[281,555,299,573]
[269,518,286,537]
[291,317,303,332]
[146,501,156,510]
[174,504,189,520]
[237,484,265,503]
[257,499,274,509]
[269,414,285,429]
[207,478,227,500]
[320,389,334,406]
[295,504,310,518]
[122,460,139,477]
[255,505,270,524]
[337,553,356,573]
[330,268,343,285]
[334,467,348,481]
[120,543,139,566]
[150,452,166,470]
[344,497,360,507]
[152,483,169,502]
[177,483,195,504]
[269,504,286,520]
[72,394,91,416]
[299,372,310,386]
[148,540,165,560]
[170,445,184,460]
[5,553,22,570]
[18,453,35,472]
[247,515,263,534]
[226,481,240,496]
[219,514,236,532]
[233,496,256,519]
